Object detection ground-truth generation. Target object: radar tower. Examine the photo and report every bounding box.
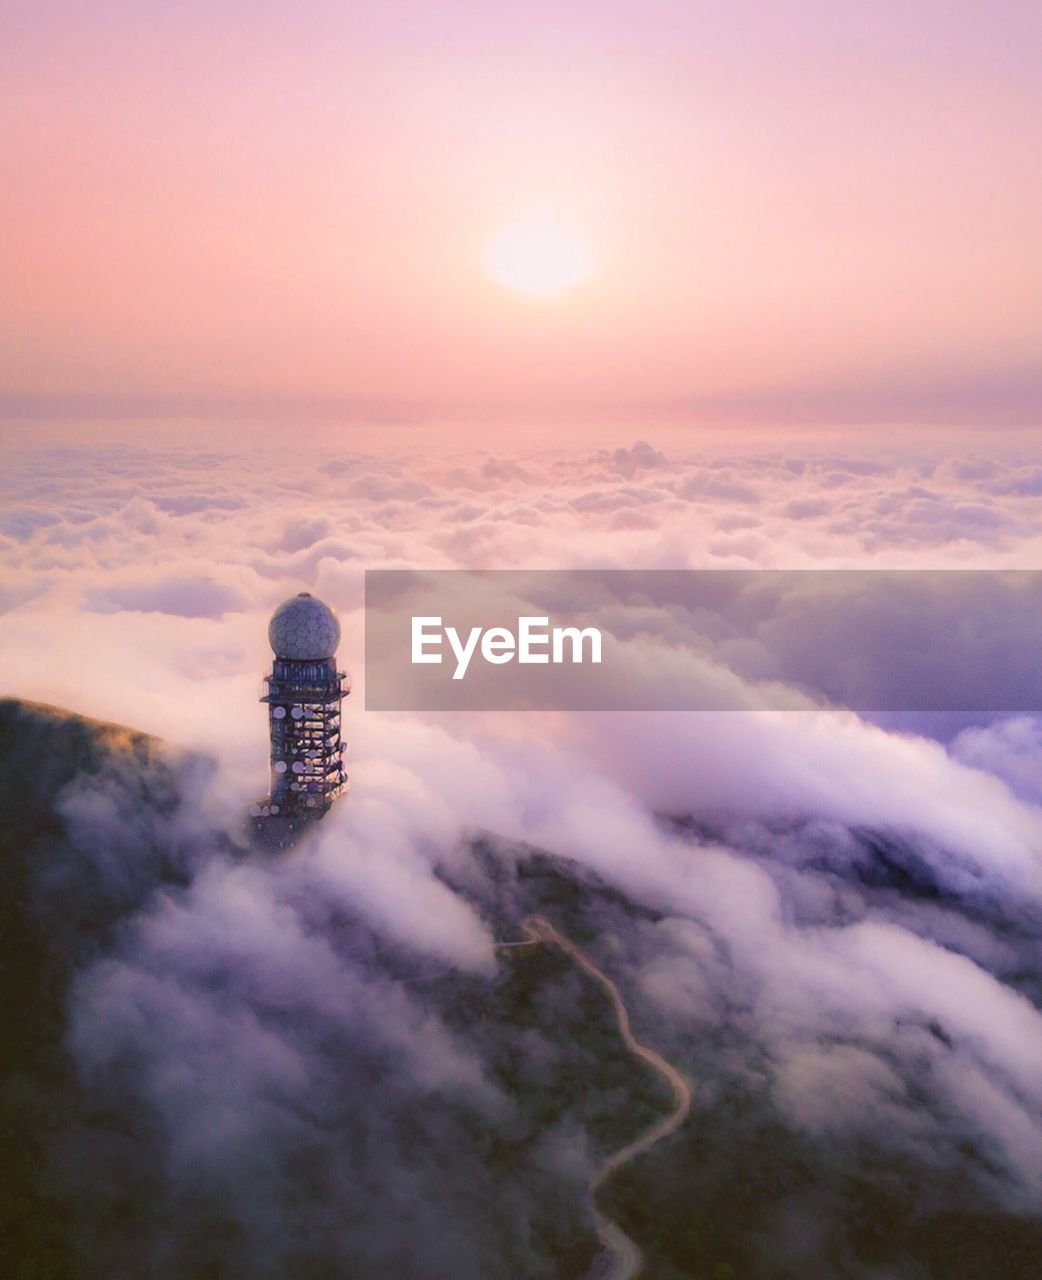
[250,592,349,846]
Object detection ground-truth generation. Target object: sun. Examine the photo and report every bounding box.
[483,215,597,301]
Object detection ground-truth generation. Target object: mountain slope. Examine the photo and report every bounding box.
[2,699,1042,1279]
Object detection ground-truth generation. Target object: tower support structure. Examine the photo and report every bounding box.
[262,656,349,813]
[249,591,348,846]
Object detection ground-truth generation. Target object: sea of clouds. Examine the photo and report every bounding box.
[3,422,1042,1275]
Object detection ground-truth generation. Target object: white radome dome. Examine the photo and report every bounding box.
[268,592,341,660]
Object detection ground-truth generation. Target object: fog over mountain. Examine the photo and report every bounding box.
[3,427,1042,1278]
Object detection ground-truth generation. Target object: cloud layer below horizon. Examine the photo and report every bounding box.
[4,424,1042,1275]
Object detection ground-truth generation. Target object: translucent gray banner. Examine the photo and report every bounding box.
[364,570,1042,712]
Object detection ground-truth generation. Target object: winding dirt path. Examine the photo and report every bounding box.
[497,915,691,1280]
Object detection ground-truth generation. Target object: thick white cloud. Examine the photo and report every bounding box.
[5,422,1042,1272]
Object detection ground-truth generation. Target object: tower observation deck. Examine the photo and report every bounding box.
[250,592,349,846]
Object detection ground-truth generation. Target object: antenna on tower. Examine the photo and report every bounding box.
[249,591,349,851]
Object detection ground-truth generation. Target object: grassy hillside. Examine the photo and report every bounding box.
[0,700,199,1279]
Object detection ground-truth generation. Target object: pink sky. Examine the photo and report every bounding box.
[3,1,1040,422]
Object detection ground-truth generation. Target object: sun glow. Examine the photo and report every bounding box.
[483,215,597,301]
